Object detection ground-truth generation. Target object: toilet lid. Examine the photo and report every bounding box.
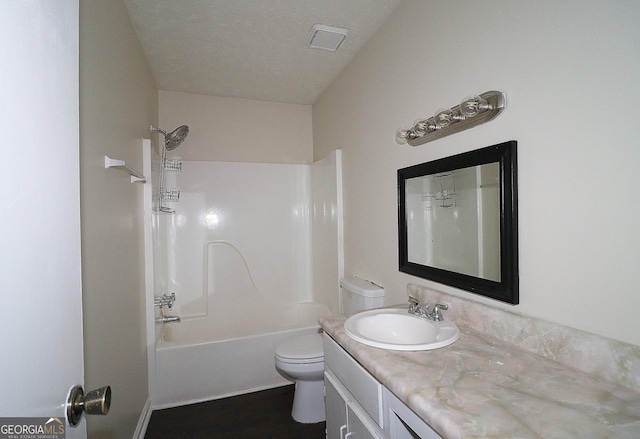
[275,333,323,361]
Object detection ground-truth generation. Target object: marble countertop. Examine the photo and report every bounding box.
[320,308,640,439]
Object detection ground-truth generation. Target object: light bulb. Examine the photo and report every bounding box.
[459,95,489,117]
[413,118,436,135]
[434,109,454,128]
[395,128,410,145]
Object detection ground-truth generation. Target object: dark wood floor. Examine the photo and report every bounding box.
[144,385,326,439]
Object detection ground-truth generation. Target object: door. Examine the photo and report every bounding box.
[0,1,85,437]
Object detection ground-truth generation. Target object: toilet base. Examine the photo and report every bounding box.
[291,379,325,423]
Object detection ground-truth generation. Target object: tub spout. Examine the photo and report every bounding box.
[155,315,181,324]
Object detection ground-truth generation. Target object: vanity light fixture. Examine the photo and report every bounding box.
[395,91,506,146]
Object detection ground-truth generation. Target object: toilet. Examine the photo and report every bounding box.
[274,276,384,423]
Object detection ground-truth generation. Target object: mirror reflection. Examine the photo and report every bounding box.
[405,162,500,281]
[398,141,518,304]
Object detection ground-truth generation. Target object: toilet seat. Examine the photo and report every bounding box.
[275,333,324,364]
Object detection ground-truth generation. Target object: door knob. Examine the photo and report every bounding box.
[66,385,111,426]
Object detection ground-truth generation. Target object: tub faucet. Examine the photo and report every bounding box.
[154,292,176,309]
[155,315,181,324]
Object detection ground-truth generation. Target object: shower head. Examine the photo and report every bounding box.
[151,125,189,151]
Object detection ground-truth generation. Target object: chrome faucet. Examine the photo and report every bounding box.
[154,292,176,309]
[429,303,449,322]
[155,315,181,324]
[408,296,449,322]
[154,293,180,323]
[408,295,429,318]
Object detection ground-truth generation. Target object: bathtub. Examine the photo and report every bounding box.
[153,302,330,408]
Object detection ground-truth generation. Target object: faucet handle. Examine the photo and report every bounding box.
[154,292,176,309]
[408,296,431,319]
[166,292,176,309]
[408,295,421,312]
[430,303,449,321]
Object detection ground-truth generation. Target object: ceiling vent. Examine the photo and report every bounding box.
[307,24,349,52]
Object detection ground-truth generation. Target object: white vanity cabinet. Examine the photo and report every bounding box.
[324,334,443,439]
[324,332,385,439]
[325,370,384,439]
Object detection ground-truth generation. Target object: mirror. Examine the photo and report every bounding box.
[398,141,518,304]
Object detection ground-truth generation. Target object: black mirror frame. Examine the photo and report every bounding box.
[398,140,519,305]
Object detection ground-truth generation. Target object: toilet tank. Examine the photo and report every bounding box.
[340,276,384,314]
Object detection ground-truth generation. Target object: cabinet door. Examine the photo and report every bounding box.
[347,403,384,439]
[385,388,442,438]
[347,401,385,439]
[325,372,348,439]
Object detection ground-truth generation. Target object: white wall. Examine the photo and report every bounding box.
[80,0,158,436]
[313,0,640,346]
[159,91,313,164]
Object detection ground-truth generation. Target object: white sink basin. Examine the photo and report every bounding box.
[344,308,460,351]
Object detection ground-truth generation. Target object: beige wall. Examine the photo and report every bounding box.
[80,0,158,437]
[159,90,313,163]
[313,0,640,346]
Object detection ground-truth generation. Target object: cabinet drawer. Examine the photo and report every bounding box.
[324,334,384,427]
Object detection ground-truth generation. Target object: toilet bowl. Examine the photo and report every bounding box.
[274,333,325,423]
[274,276,385,424]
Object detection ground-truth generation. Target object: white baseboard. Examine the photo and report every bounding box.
[133,398,152,439]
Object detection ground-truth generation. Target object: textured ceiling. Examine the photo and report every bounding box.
[124,0,401,105]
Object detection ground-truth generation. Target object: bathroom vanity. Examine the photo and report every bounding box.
[324,333,442,438]
[320,285,640,438]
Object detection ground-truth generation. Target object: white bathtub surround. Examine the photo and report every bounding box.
[163,153,343,320]
[167,160,315,313]
[319,285,640,438]
[148,151,343,407]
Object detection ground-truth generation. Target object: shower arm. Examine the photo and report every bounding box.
[150,126,167,136]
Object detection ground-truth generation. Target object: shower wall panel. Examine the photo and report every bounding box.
[311,150,343,313]
[168,161,313,318]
